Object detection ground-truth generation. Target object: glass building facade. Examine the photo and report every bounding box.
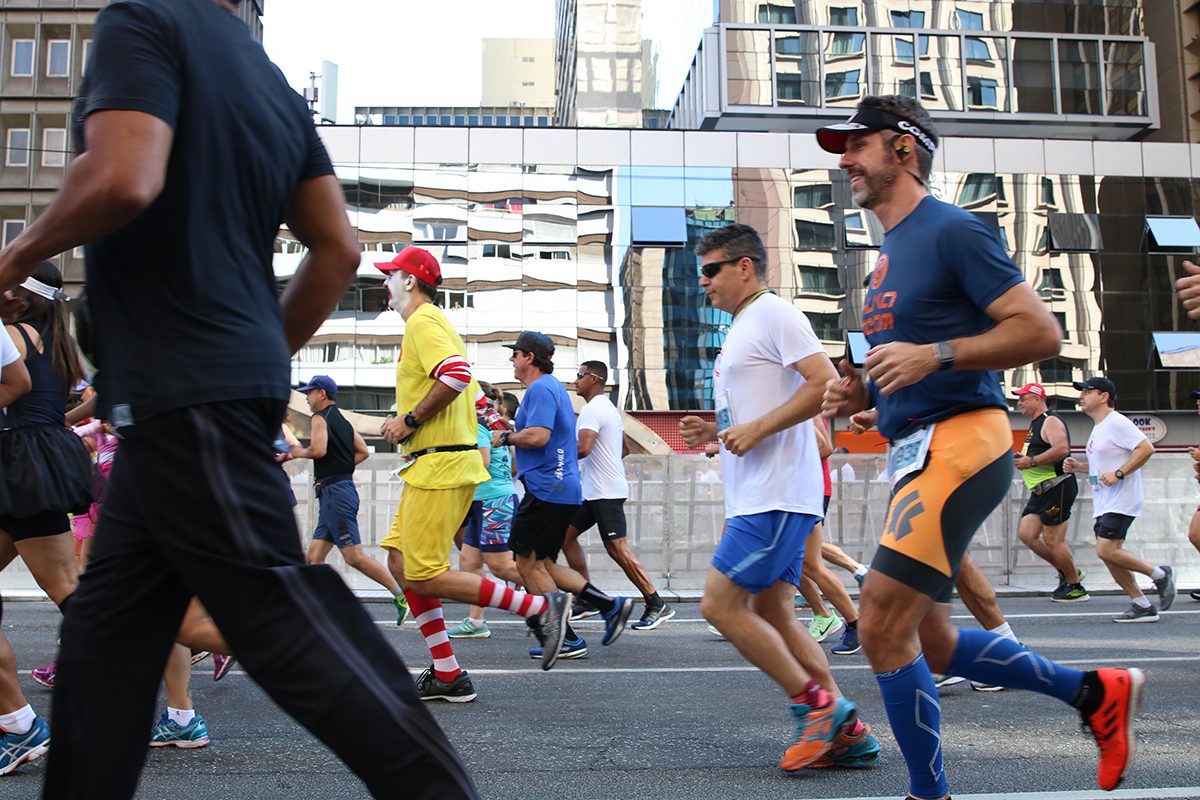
[294,125,1200,416]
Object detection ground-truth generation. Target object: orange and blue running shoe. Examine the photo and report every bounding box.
[1081,667,1145,791]
[779,696,857,771]
[809,716,881,769]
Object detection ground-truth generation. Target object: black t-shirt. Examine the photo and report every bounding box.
[74,0,334,424]
[313,405,356,481]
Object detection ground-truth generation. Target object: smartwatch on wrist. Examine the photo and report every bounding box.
[1029,455,1037,467]
[933,341,955,371]
[403,411,420,429]
[1115,469,1125,480]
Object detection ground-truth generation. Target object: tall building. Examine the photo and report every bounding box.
[482,38,555,108]
[0,0,265,293]
[554,0,648,127]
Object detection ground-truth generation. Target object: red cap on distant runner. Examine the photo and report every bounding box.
[1012,383,1046,399]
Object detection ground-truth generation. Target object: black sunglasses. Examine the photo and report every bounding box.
[700,258,741,279]
[575,370,593,380]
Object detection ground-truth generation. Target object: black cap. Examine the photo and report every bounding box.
[816,106,939,156]
[1073,377,1116,399]
[503,330,555,360]
[1190,391,1200,399]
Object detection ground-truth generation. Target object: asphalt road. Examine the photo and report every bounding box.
[2,595,1198,800]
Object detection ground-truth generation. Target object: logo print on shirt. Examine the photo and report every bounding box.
[870,253,889,290]
[885,488,924,541]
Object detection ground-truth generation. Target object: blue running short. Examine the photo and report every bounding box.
[312,479,361,549]
[464,495,516,553]
[711,510,820,594]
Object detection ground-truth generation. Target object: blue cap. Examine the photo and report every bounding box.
[297,375,337,396]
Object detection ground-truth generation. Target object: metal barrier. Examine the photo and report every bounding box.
[2,454,1196,596]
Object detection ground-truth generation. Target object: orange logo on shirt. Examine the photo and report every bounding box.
[870,253,889,290]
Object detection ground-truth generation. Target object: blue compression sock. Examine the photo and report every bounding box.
[947,629,1083,704]
[876,653,947,800]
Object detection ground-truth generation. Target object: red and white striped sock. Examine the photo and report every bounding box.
[404,591,461,683]
[477,577,548,618]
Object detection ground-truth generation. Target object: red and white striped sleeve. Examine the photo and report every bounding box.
[430,354,472,393]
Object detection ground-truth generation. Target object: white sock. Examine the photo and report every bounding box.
[0,704,35,735]
[1150,566,1165,581]
[470,617,485,625]
[853,565,868,578]
[1131,595,1153,609]
[988,622,1018,642]
[168,707,195,726]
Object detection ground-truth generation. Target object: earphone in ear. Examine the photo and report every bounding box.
[896,144,912,155]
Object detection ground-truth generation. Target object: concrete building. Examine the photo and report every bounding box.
[482,37,555,108]
[554,0,649,127]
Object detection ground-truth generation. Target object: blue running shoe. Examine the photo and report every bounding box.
[0,716,50,776]
[830,624,861,656]
[528,636,588,660]
[601,596,634,646]
[779,696,857,772]
[149,711,210,749]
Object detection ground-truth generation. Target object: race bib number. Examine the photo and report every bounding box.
[1089,473,1100,488]
[887,424,936,489]
[715,389,736,433]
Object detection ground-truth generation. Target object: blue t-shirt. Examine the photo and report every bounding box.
[474,422,515,502]
[863,196,1024,441]
[514,375,582,505]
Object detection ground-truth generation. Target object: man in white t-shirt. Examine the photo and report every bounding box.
[679,223,879,773]
[1064,377,1175,622]
[560,361,674,631]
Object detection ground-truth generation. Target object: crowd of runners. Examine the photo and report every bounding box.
[0,2,1197,799]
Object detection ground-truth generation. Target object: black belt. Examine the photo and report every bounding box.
[313,474,353,490]
[408,444,478,459]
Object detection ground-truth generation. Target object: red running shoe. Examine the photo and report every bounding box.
[1082,667,1145,791]
[30,662,56,688]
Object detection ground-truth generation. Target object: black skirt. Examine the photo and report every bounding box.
[0,424,94,518]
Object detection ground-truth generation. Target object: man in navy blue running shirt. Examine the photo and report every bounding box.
[0,1,475,798]
[820,95,1146,799]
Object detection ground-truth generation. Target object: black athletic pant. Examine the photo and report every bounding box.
[43,399,477,800]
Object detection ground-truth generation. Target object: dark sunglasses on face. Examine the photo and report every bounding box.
[700,258,740,279]
[575,371,591,380]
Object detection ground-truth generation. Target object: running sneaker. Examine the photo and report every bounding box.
[1052,584,1090,603]
[600,596,634,646]
[630,602,675,631]
[533,591,571,671]
[933,673,966,688]
[854,571,867,589]
[393,594,410,626]
[30,662,56,688]
[1081,667,1145,791]
[528,636,588,660]
[0,716,50,776]
[189,649,212,666]
[213,654,237,681]
[1112,603,1159,623]
[830,624,861,656]
[569,598,600,620]
[1153,565,1176,611]
[808,717,881,769]
[970,681,1004,692]
[807,613,843,643]
[706,624,725,639]
[779,695,857,771]
[415,667,477,703]
[149,712,210,749]
[448,618,492,639]
[1192,589,1200,601]
[794,593,809,609]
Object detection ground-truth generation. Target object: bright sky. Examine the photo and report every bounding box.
[262,0,714,122]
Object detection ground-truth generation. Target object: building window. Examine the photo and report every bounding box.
[439,115,451,125]
[2,220,25,246]
[844,210,881,247]
[777,74,807,102]
[521,81,535,87]
[894,35,929,63]
[523,116,534,126]
[828,32,865,56]
[798,266,842,295]
[1039,358,1074,383]
[397,115,410,125]
[537,115,549,126]
[967,76,998,107]
[1145,216,1200,252]
[482,243,512,258]
[793,184,832,209]
[631,207,686,245]
[538,250,572,260]
[758,3,796,23]
[899,72,935,98]
[454,115,465,126]
[482,115,494,126]
[824,70,860,99]
[468,115,480,125]
[1052,311,1069,337]
[5,128,31,166]
[1040,177,1056,207]
[956,9,985,30]
[522,56,535,63]
[11,40,34,77]
[964,37,992,61]
[81,39,92,75]
[47,40,70,77]
[957,174,999,205]
[828,6,858,25]
[1036,268,1066,300]
[794,219,836,250]
[42,128,66,167]
[434,289,473,310]
[1048,213,1102,252]
[807,312,841,341]
[890,10,925,27]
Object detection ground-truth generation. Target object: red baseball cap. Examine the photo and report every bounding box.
[1012,382,1046,399]
[374,247,442,286]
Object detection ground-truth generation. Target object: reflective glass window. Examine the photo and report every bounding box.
[482,115,493,126]
[1152,332,1200,368]
[967,77,998,108]
[824,69,861,100]
[5,129,30,167]
[757,2,796,23]
[1041,177,1056,206]
[1037,268,1066,300]
[47,40,70,77]
[1011,39,1055,113]
[468,115,479,125]
[964,37,992,61]
[794,219,836,250]
[775,32,819,106]
[1052,311,1068,337]
[828,31,865,57]
[1038,358,1075,384]
[956,9,984,30]
[1146,217,1200,251]
[807,312,841,340]
[425,115,438,124]
[11,40,33,77]
[793,184,832,209]
[1048,213,1102,252]
[890,10,925,27]
[894,35,929,64]
[727,29,772,105]
[538,116,549,126]
[510,116,521,125]
[454,115,465,126]
[2,220,25,246]
[1103,41,1146,116]
[631,207,686,245]
[1058,39,1101,115]
[42,128,66,167]
[496,116,507,126]
[919,36,963,110]
[828,7,857,25]
[798,266,842,295]
[440,115,452,125]
[843,210,881,248]
[524,116,534,126]
[957,174,999,206]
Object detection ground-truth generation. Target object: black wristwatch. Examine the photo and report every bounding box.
[933,341,955,371]
[1115,469,1125,480]
[499,431,511,447]
[403,411,421,429]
